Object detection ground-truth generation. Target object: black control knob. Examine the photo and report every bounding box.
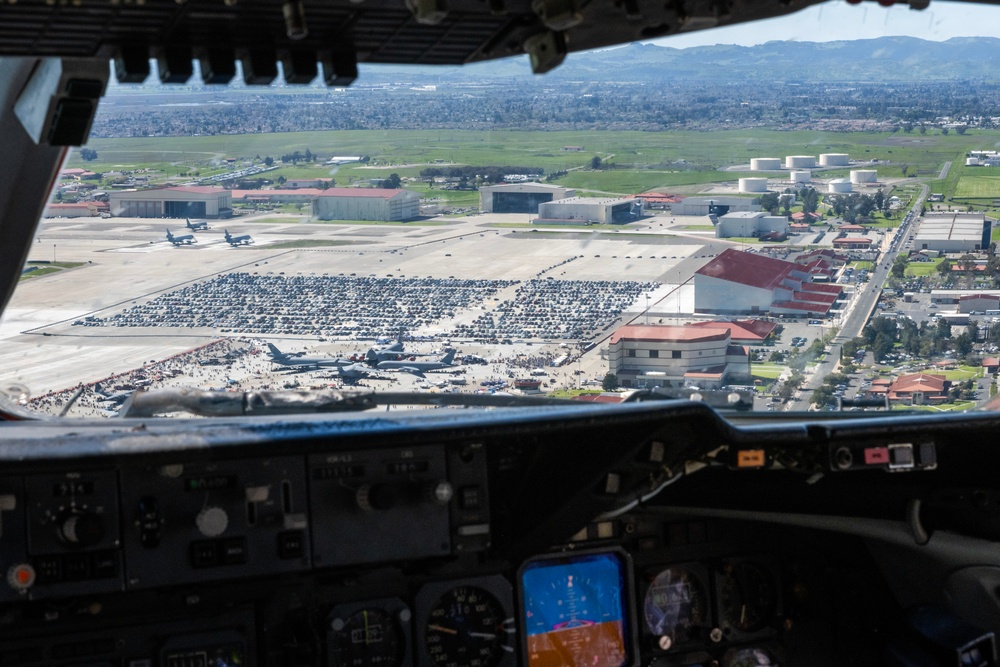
[356,484,398,511]
[58,510,106,547]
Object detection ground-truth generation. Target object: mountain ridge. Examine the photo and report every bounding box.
[362,36,1000,83]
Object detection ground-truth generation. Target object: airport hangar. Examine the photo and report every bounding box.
[479,182,574,213]
[109,186,233,218]
[535,196,643,224]
[670,196,760,216]
[312,188,422,221]
[914,213,991,253]
[694,248,844,317]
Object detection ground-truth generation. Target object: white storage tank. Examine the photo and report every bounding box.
[790,170,811,184]
[739,177,769,193]
[828,178,853,194]
[785,155,817,169]
[750,157,782,171]
[819,153,850,167]
[850,169,878,184]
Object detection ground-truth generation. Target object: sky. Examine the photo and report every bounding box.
[652,0,1000,49]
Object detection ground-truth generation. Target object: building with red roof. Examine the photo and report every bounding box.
[887,373,950,405]
[694,248,842,317]
[314,188,422,221]
[109,185,233,218]
[958,293,1000,314]
[687,319,778,345]
[832,236,874,249]
[607,324,750,390]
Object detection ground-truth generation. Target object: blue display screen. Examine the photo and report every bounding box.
[521,552,630,667]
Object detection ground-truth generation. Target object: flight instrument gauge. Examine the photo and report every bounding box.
[717,560,778,635]
[328,598,412,667]
[415,576,516,667]
[642,565,708,648]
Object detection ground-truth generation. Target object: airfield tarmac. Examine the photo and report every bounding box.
[0,211,738,414]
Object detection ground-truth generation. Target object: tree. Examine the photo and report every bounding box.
[276,175,286,185]
[955,332,973,357]
[590,156,602,170]
[602,373,619,391]
[872,333,894,362]
[381,173,402,189]
[956,126,967,135]
[918,125,927,135]
[79,148,98,161]
[264,156,274,167]
[937,258,952,278]
[759,192,780,214]
[891,255,909,279]
[941,127,950,136]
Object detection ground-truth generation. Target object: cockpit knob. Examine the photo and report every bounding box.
[356,484,397,511]
[425,481,454,505]
[195,506,229,538]
[58,510,106,547]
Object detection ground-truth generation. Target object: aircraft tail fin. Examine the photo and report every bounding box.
[266,343,285,360]
[225,230,232,240]
[441,350,456,365]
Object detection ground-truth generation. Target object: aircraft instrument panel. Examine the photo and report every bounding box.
[0,401,979,666]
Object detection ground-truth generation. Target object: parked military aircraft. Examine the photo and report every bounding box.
[165,229,196,245]
[375,350,458,376]
[364,331,435,363]
[266,343,356,371]
[225,229,253,246]
[185,218,209,230]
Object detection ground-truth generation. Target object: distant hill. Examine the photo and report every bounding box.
[363,36,1000,84]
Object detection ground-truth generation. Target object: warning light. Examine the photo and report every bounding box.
[864,447,890,465]
[7,563,35,591]
[737,450,766,468]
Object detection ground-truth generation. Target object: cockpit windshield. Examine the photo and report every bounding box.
[4,0,1000,419]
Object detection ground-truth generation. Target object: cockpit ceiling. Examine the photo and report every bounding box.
[0,0,838,68]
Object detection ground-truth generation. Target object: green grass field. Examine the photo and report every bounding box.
[751,364,786,379]
[905,259,945,277]
[20,262,85,281]
[954,174,1000,198]
[68,129,1000,198]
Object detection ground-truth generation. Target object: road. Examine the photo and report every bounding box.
[786,183,929,411]
[939,161,952,181]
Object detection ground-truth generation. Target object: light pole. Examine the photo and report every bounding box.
[53,244,56,263]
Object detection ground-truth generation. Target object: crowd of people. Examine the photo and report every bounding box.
[26,338,255,417]
[73,273,518,339]
[450,278,659,340]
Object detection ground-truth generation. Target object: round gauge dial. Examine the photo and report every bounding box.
[424,586,508,667]
[643,566,706,645]
[330,608,405,667]
[718,562,776,634]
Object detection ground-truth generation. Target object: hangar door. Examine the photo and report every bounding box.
[493,192,553,214]
[165,201,207,218]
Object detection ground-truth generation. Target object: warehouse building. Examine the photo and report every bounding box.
[535,197,642,224]
[670,196,760,217]
[607,324,751,389]
[109,186,233,218]
[715,212,789,239]
[914,213,991,253]
[479,182,573,213]
[313,188,421,221]
[958,293,1000,314]
[694,248,843,316]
